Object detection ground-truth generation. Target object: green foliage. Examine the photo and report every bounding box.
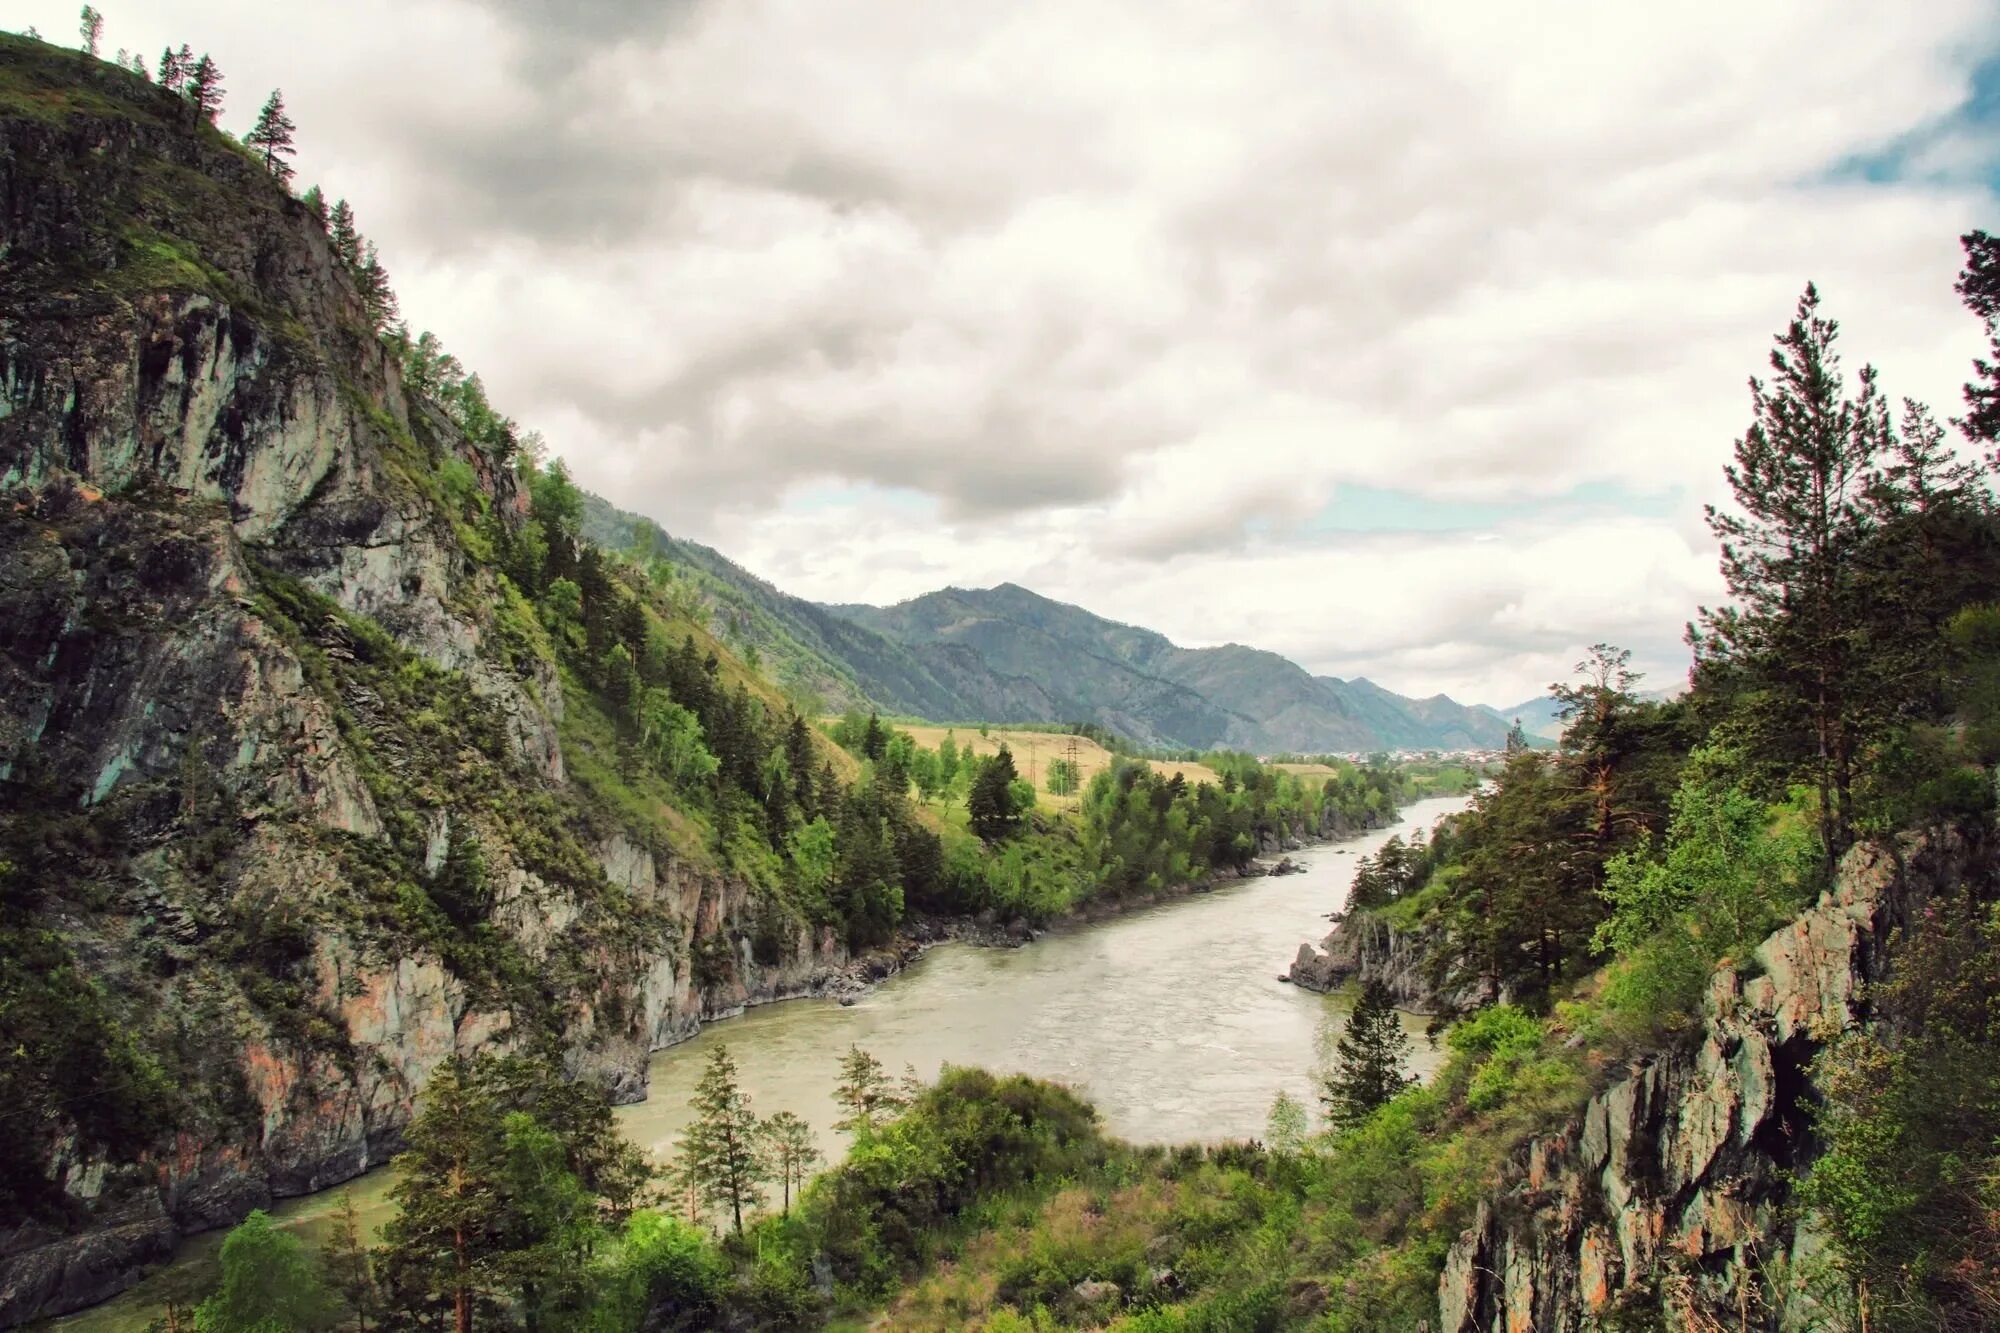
[193,1210,336,1333]
[970,745,1027,842]
[1321,980,1415,1128]
[1801,894,2000,1330]
[1589,753,1817,1044]
[679,1046,769,1233]
[0,859,175,1219]
[581,1211,728,1332]
[377,1053,649,1327]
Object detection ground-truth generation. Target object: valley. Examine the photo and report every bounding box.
[6,15,2000,1333]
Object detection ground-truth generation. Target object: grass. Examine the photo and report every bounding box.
[871,724,1224,810]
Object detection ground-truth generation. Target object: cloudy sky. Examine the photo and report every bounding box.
[40,1,2000,706]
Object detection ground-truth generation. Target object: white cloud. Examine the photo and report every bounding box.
[33,0,2000,704]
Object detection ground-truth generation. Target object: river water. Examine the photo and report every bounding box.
[53,795,1465,1330]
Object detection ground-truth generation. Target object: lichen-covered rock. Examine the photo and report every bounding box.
[1437,831,1968,1332]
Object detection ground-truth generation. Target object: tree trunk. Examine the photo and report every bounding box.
[454,1225,472,1333]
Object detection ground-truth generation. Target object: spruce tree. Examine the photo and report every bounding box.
[186,53,224,125]
[831,1044,905,1135]
[1321,979,1414,1128]
[246,89,298,186]
[678,1046,767,1233]
[302,185,328,227]
[758,1111,819,1216]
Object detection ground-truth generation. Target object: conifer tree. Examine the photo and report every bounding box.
[78,5,101,56]
[246,89,298,185]
[758,1111,819,1216]
[320,1193,377,1332]
[968,744,1024,841]
[302,184,328,227]
[382,1059,500,1333]
[831,1044,905,1135]
[678,1046,767,1233]
[157,45,186,93]
[1956,229,2000,455]
[1693,284,1890,866]
[1321,979,1414,1128]
[359,241,399,331]
[186,53,224,125]
[329,198,360,267]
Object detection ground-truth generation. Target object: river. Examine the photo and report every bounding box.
[50,795,1466,1330]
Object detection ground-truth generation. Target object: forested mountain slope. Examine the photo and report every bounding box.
[586,498,1515,752]
[833,583,1515,751]
[0,35,913,1320]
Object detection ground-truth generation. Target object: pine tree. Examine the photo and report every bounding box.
[1956,229,2000,454]
[329,199,360,267]
[758,1111,819,1216]
[1321,979,1414,1128]
[320,1193,377,1332]
[157,45,186,93]
[382,1058,502,1333]
[359,241,399,331]
[78,5,102,56]
[678,1046,767,1233]
[246,89,298,186]
[1693,284,1890,867]
[186,53,224,126]
[302,185,328,227]
[831,1044,905,1135]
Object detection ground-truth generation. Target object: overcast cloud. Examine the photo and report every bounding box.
[39,0,2000,706]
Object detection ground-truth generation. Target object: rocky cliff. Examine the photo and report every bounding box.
[1435,830,1977,1332]
[0,39,858,1324]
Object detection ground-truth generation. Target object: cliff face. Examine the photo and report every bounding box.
[0,41,849,1325]
[1436,832,1972,1332]
[1288,912,1459,1011]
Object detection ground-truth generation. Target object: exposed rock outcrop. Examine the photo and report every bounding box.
[0,48,859,1324]
[1436,831,1973,1332]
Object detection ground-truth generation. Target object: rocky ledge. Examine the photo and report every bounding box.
[1436,830,1974,1332]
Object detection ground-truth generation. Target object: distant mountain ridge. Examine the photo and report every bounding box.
[587,498,1515,753]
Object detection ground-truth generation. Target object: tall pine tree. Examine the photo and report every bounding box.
[186,53,224,125]
[245,89,298,185]
[1693,284,1889,868]
[678,1046,767,1233]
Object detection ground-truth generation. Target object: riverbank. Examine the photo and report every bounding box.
[757,801,1409,1019]
[42,799,1453,1331]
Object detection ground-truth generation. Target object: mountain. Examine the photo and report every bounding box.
[585,495,1516,751]
[585,496,1519,753]
[830,583,1516,753]
[0,40,876,1321]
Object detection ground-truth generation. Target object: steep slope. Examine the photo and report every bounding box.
[581,495,1079,727]
[0,38,855,1323]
